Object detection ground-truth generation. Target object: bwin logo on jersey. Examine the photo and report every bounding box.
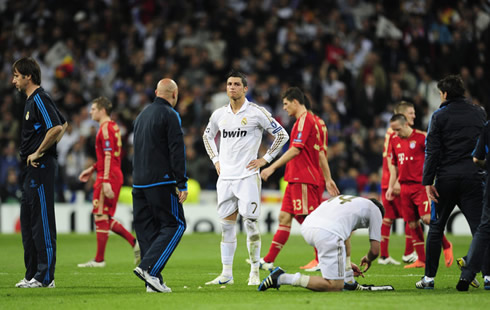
[223,128,247,138]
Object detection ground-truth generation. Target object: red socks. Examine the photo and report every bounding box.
[264,225,291,263]
[109,218,136,247]
[380,219,392,258]
[441,234,451,250]
[404,222,414,255]
[411,225,426,263]
[95,219,109,262]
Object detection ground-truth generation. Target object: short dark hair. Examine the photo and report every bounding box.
[12,57,41,85]
[303,93,312,110]
[390,113,408,124]
[226,70,247,87]
[92,96,113,115]
[369,198,385,218]
[394,101,414,114]
[282,87,305,105]
[437,75,465,100]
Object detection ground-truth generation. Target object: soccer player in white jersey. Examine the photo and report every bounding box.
[258,195,383,292]
[203,70,289,286]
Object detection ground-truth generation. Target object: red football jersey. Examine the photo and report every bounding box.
[313,113,328,188]
[95,120,123,182]
[284,112,322,185]
[381,128,396,190]
[390,129,427,184]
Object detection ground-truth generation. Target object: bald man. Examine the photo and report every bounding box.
[132,78,188,293]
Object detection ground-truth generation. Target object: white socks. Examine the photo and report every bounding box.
[278,272,310,288]
[220,220,237,276]
[244,218,261,269]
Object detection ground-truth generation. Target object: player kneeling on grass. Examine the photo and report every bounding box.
[258,195,383,292]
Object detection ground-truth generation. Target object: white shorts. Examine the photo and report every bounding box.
[301,226,345,280]
[216,174,261,219]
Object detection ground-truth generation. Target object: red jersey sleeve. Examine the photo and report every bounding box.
[291,113,316,149]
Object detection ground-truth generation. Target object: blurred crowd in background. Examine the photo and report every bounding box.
[1,0,490,204]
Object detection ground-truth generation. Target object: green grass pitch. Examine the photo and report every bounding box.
[0,233,487,310]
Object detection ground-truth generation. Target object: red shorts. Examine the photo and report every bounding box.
[399,183,430,222]
[281,183,321,216]
[381,188,403,219]
[92,179,122,217]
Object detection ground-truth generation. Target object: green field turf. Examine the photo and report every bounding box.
[0,233,487,310]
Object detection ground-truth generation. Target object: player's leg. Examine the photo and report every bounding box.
[260,227,345,292]
[457,187,490,291]
[299,184,323,270]
[79,182,109,267]
[379,193,401,265]
[263,211,293,264]
[108,182,136,246]
[421,179,457,285]
[402,222,417,263]
[236,174,262,284]
[206,179,237,285]
[105,182,139,263]
[135,186,185,292]
[262,183,294,265]
[18,169,37,285]
[24,157,57,287]
[402,186,425,269]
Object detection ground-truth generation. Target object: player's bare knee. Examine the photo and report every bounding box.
[421,215,430,225]
[408,221,417,230]
[244,218,260,241]
[317,279,343,292]
[94,214,108,221]
[278,211,293,226]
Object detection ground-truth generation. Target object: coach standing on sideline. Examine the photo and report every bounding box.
[12,57,67,288]
[416,75,486,289]
[132,78,188,293]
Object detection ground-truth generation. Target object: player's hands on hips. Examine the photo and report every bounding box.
[177,190,188,203]
[360,255,372,272]
[246,158,267,171]
[26,151,44,167]
[260,167,274,181]
[351,263,365,278]
[103,182,115,199]
[426,185,439,203]
[214,162,220,176]
[326,179,340,196]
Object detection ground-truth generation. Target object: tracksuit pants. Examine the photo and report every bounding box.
[20,156,57,285]
[425,176,483,277]
[133,185,186,281]
[461,180,490,279]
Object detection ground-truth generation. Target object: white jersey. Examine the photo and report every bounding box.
[203,99,289,180]
[303,195,382,242]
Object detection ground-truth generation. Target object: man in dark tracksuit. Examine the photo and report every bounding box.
[457,121,490,291]
[12,57,67,288]
[416,75,486,289]
[132,78,188,293]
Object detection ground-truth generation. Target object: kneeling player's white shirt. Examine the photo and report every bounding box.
[203,99,289,180]
[303,195,382,242]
